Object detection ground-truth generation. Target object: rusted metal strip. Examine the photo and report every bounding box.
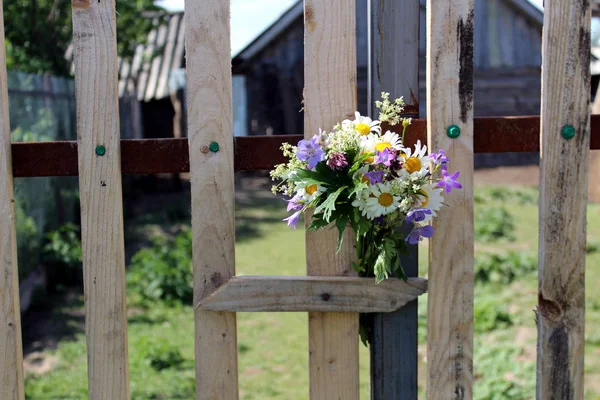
[11,116,600,177]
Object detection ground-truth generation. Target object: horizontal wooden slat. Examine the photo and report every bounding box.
[9,115,600,177]
[196,276,428,313]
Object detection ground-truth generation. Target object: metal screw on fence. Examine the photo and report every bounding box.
[209,142,220,153]
[446,125,461,139]
[95,145,106,156]
[561,125,575,140]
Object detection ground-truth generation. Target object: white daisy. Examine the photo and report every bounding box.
[297,182,326,203]
[416,183,444,221]
[401,140,430,175]
[342,111,381,136]
[374,130,403,153]
[363,182,401,219]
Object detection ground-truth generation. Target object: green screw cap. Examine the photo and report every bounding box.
[209,142,220,153]
[561,125,575,140]
[95,145,106,156]
[447,125,461,139]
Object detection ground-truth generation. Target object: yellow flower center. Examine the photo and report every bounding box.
[306,184,318,195]
[418,190,429,207]
[361,175,370,184]
[356,123,371,135]
[405,157,422,173]
[375,142,392,153]
[378,193,394,207]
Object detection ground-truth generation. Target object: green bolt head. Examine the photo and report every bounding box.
[95,145,106,156]
[447,125,461,139]
[209,142,220,153]
[561,125,575,140]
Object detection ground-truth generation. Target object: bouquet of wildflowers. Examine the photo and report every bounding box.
[271,93,462,283]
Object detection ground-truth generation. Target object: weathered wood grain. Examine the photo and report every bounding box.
[304,1,359,399]
[537,0,591,399]
[197,276,428,313]
[426,0,475,398]
[71,0,130,398]
[184,1,238,399]
[0,0,25,398]
[369,1,420,398]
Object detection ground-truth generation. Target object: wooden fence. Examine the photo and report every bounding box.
[0,0,595,399]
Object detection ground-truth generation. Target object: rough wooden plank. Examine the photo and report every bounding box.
[197,276,428,313]
[71,0,130,398]
[426,0,475,398]
[184,1,238,399]
[369,0,420,398]
[0,0,25,398]
[537,1,591,399]
[304,1,359,399]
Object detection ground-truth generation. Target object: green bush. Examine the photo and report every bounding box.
[14,201,41,280]
[475,207,516,243]
[475,251,537,285]
[475,297,513,333]
[43,223,83,288]
[127,229,193,305]
[145,342,185,371]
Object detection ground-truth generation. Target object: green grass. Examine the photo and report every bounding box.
[24,183,600,399]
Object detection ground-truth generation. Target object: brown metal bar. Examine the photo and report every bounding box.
[11,116,600,178]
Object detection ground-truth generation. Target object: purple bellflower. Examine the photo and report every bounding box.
[437,169,462,194]
[283,210,302,229]
[297,136,325,169]
[406,208,433,224]
[364,170,384,185]
[430,149,449,169]
[405,225,434,245]
[374,148,395,167]
[286,193,303,212]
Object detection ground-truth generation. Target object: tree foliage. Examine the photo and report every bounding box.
[4,0,162,76]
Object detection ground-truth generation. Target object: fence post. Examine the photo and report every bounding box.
[368,0,420,398]
[0,1,25,399]
[537,0,591,398]
[304,1,360,399]
[426,0,475,398]
[71,0,130,398]
[184,1,239,399]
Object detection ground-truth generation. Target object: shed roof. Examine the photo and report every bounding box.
[66,11,186,102]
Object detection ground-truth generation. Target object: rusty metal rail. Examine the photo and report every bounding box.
[11,115,600,177]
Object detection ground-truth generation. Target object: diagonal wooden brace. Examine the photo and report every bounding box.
[195,276,428,313]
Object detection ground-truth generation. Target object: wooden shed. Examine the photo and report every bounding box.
[233,0,549,138]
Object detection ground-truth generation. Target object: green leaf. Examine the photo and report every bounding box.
[314,186,347,222]
[307,213,330,231]
[335,215,348,253]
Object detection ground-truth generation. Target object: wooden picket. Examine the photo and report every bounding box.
[0,0,595,399]
[303,1,360,398]
[426,0,475,398]
[0,1,25,399]
[71,0,130,398]
[185,1,239,399]
[537,0,590,398]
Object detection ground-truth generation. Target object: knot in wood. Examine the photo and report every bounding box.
[320,293,330,301]
[538,292,563,323]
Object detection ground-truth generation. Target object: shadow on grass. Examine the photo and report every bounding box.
[21,290,85,356]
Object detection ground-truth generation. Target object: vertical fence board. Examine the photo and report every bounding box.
[537,1,591,398]
[71,1,130,399]
[426,0,475,398]
[0,1,25,399]
[304,1,359,399]
[368,0,420,398]
[185,2,238,399]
